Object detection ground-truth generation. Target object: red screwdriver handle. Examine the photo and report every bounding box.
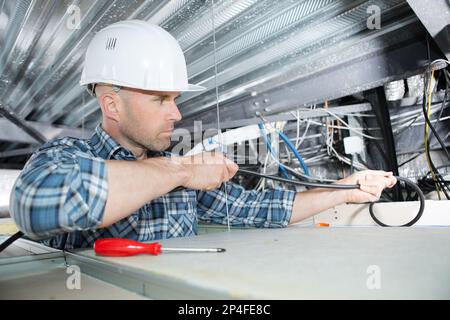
[94,238,162,256]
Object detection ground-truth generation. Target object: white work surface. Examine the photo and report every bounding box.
[77,226,450,299]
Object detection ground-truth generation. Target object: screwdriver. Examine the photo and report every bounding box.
[94,238,226,257]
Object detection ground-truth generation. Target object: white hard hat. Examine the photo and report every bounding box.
[80,20,205,93]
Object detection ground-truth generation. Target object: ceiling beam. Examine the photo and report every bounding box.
[407,0,450,60]
[0,118,92,145]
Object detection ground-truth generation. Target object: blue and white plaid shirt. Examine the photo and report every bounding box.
[10,125,295,249]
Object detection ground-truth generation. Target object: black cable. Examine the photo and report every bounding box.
[369,176,425,227]
[438,69,449,120]
[280,165,342,183]
[0,231,24,253]
[420,164,450,196]
[0,231,69,253]
[428,69,450,196]
[425,164,450,178]
[371,140,391,169]
[422,34,450,198]
[237,168,359,189]
[398,153,421,168]
[422,88,450,162]
[239,169,425,227]
[423,70,450,199]
[423,135,449,198]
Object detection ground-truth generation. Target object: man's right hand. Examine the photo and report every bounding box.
[179,152,239,191]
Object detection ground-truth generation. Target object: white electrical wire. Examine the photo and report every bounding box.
[290,106,314,149]
[389,101,447,121]
[392,105,449,133]
[258,148,270,192]
[292,107,382,140]
[325,114,332,156]
[288,107,447,135]
[284,143,291,163]
[289,133,323,143]
[430,58,450,67]
[403,115,450,128]
[290,117,382,138]
[322,108,382,140]
[297,120,311,148]
[390,98,445,125]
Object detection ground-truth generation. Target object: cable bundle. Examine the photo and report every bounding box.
[422,59,450,200]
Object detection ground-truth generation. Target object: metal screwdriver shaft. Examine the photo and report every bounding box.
[162,247,226,253]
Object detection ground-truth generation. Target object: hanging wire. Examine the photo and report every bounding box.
[210,0,231,232]
[424,69,442,198]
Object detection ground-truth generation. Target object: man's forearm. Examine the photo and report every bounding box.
[100,157,188,227]
[289,188,348,224]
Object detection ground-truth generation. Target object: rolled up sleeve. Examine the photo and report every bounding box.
[10,145,108,240]
[196,182,295,228]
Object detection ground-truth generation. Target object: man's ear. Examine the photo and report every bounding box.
[99,92,120,122]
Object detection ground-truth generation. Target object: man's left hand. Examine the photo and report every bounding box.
[338,170,397,203]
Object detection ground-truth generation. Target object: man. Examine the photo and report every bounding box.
[10,20,396,249]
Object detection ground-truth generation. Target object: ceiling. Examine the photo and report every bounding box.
[0,0,447,153]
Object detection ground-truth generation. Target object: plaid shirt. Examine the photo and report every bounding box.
[10,125,295,249]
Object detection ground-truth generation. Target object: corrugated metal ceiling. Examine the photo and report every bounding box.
[0,0,437,149]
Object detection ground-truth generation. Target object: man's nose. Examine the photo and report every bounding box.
[168,101,182,122]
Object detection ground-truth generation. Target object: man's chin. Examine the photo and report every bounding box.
[150,140,171,152]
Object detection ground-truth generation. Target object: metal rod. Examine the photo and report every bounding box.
[162,247,226,253]
[0,103,47,144]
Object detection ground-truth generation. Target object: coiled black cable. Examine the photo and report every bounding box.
[369,176,425,227]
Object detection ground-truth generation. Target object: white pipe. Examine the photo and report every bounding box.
[0,169,20,217]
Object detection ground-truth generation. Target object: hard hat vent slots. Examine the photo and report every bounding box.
[105,37,117,50]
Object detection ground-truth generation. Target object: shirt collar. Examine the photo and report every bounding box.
[89,124,135,160]
[89,124,168,160]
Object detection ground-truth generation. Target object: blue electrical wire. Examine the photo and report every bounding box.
[277,129,309,176]
[258,123,290,179]
[258,123,309,176]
